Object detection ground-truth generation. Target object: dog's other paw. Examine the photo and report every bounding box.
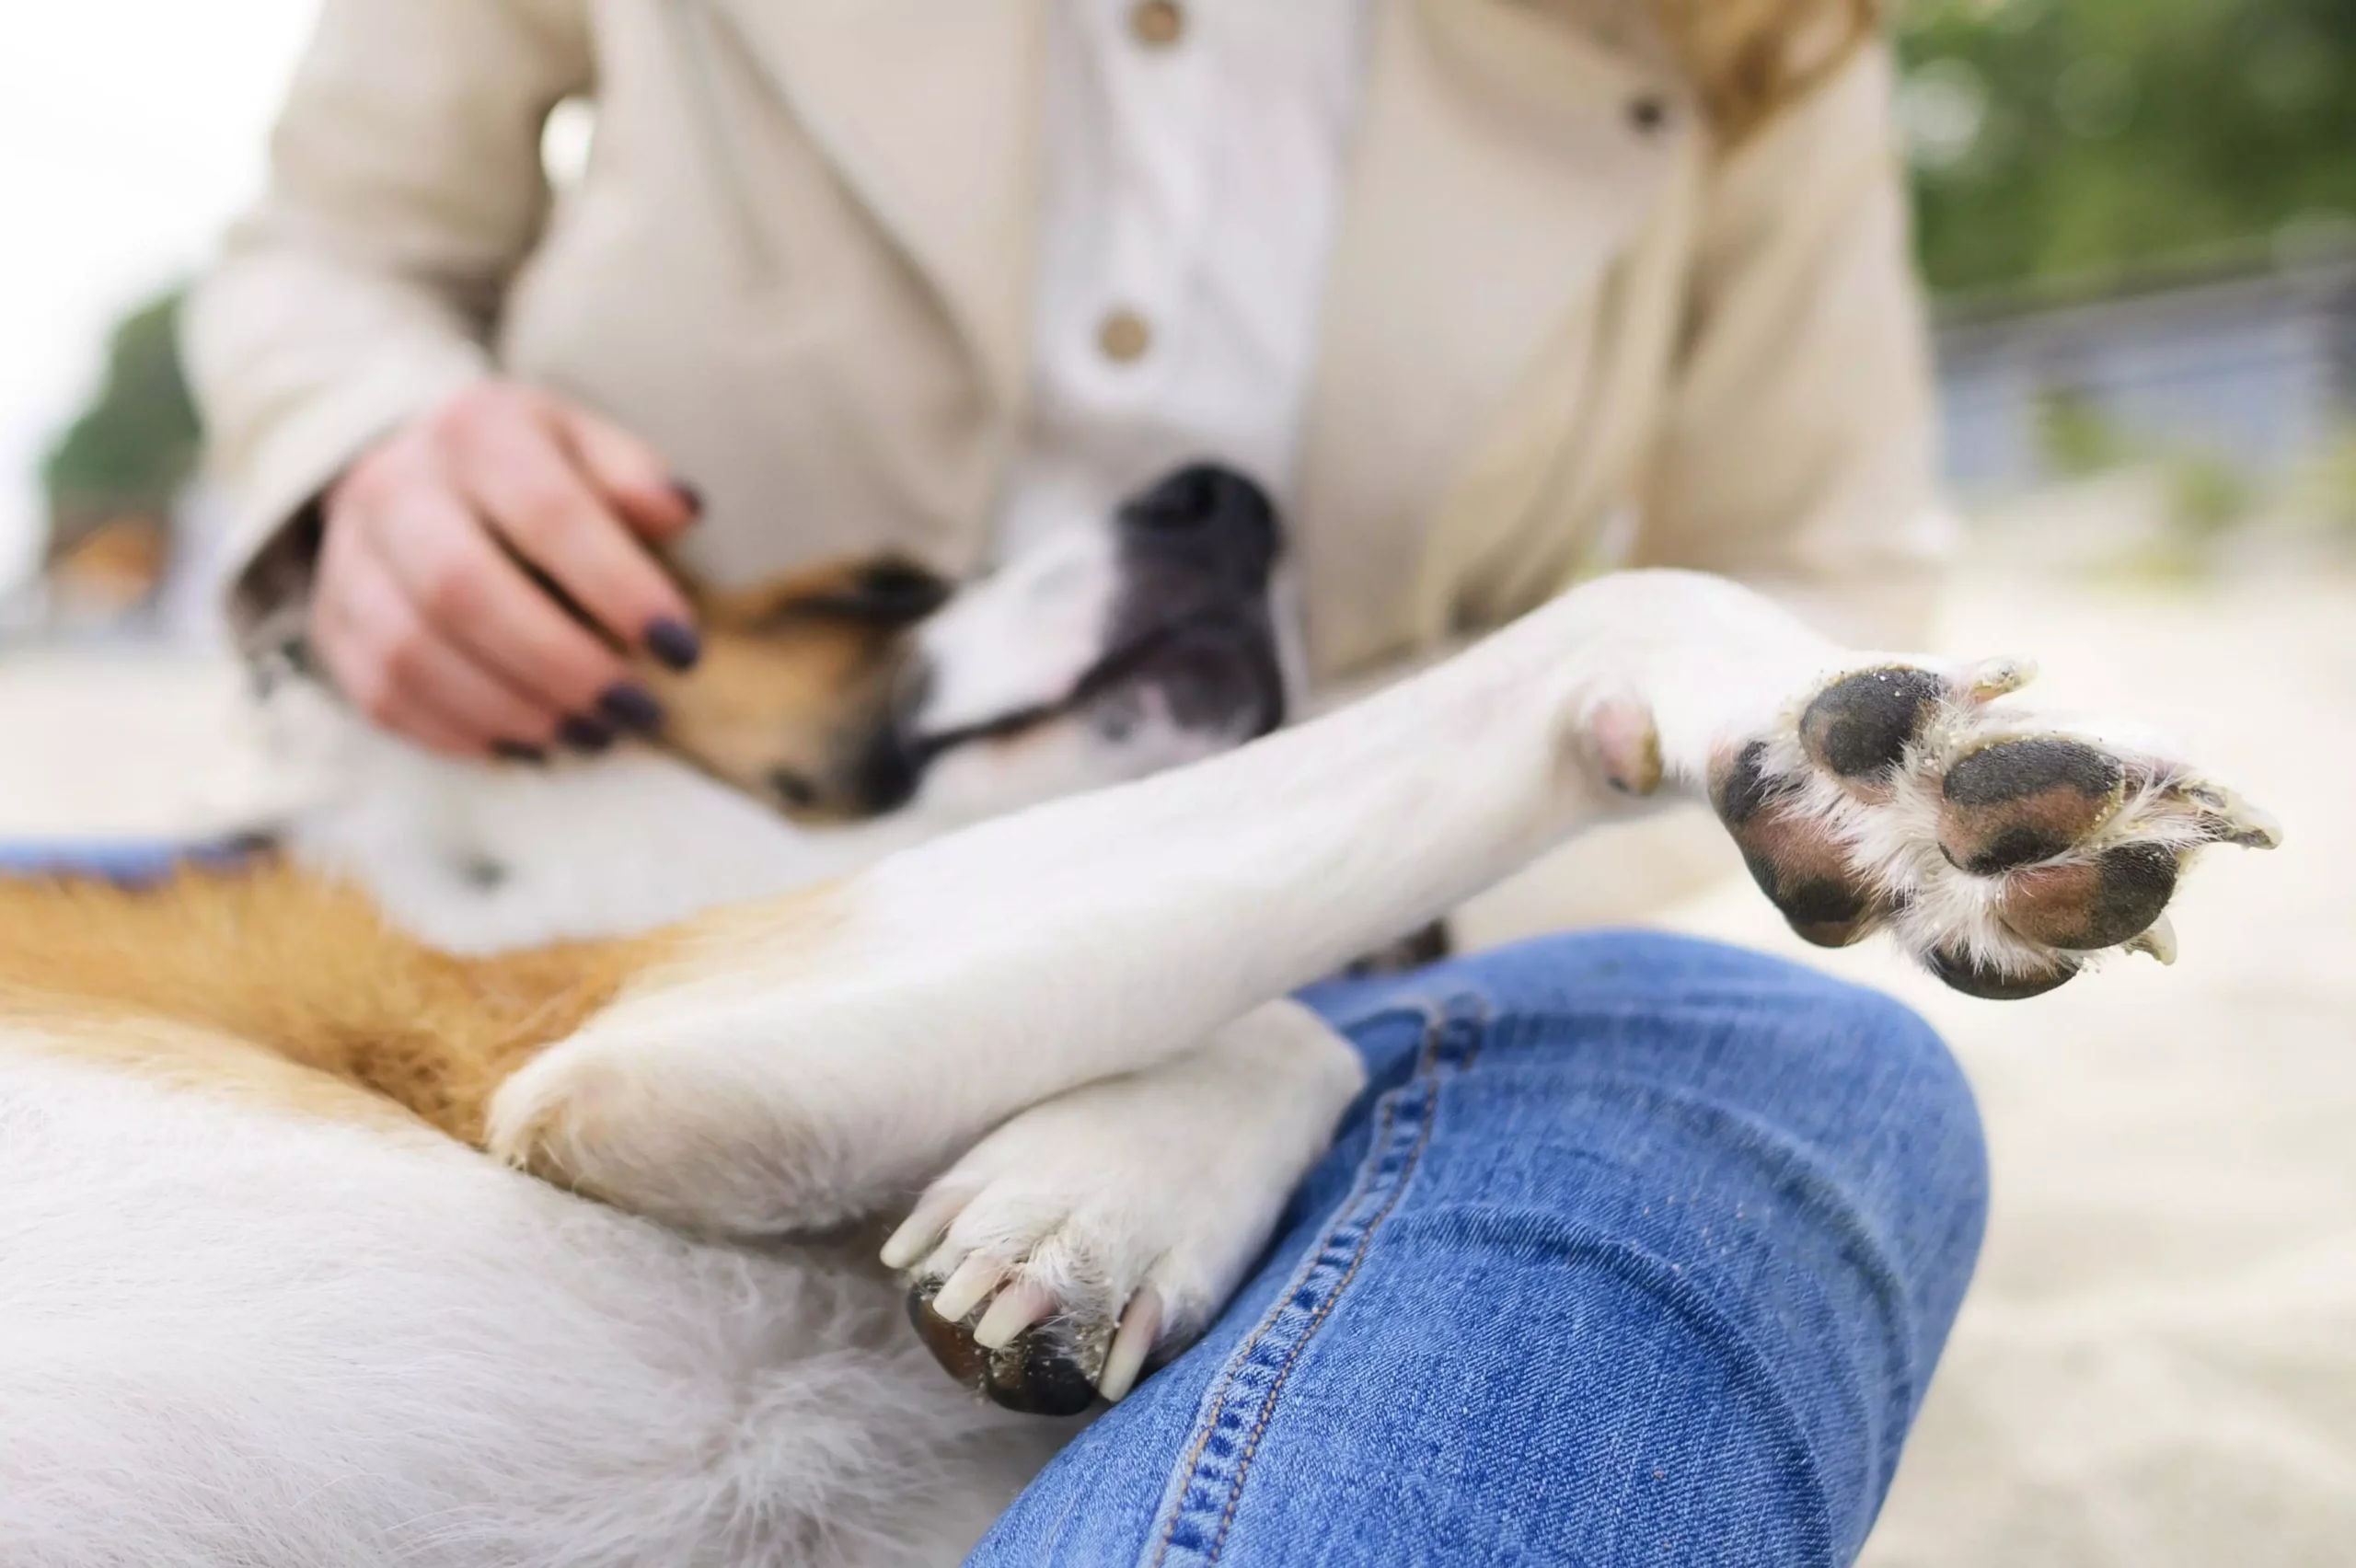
[878,1001,1364,1414]
[1707,658,2281,998]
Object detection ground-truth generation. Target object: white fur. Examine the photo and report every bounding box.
[0,568,2263,1564]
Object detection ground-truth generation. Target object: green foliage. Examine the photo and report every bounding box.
[2033,385,2132,476]
[1898,0,2356,297]
[2164,448,2255,539]
[40,287,201,546]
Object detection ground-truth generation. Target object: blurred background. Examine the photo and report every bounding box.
[0,2,2349,1563]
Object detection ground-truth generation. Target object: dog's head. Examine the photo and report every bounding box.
[641,463,1291,825]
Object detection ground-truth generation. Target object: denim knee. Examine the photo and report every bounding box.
[1315,930,1986,1229]
[1306,927,1991,1523]
[1407,931,1986,1258]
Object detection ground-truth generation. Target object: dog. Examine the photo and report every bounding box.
[0,465,2278,1564]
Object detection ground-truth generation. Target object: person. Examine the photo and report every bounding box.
[185,2,1984,1562]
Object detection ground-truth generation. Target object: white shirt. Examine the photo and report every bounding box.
[996,0,1372,557]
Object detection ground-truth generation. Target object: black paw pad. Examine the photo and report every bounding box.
[1939,738,2126,874]
[1997,842,2180,951]
[1926,945,2080,1000]
[1711,741,1782,828]
[1800,668,1947,783]
[905,1282,1098,1417]
[1763,866,1881,950]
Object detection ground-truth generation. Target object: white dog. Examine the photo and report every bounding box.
[0,466,2276,1565]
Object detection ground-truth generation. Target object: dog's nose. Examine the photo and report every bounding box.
[1117,463,1281,583]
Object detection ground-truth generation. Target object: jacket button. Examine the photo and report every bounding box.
[1129,0,1185,48]
[1627,94,1669,133]
[1097,308,1153,363]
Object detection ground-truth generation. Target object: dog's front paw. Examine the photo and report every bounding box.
[878,1002,1363,1414]
[1708,658,2281,997]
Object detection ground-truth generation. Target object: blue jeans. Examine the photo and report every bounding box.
[968,932,1988,1567]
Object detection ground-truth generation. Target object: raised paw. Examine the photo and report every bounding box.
[878,1002,1364,1414]
[1708,658,2280,999]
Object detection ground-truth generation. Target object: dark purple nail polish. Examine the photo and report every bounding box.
[670,478,706,518]
[597,684,665,735]
[560,715,615,755]
[491,739,549,766]
[645,617,702,673]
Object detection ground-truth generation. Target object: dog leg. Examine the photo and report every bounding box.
[489,570,2276,1236]
[869,999,1365,1414]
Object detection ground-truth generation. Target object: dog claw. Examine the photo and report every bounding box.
[1961,656,2038,702]
[2127,915,2178,966]
[880,1188,969,1272]
[972,1280,1057,1351]
[2187,786,2282,849]
[930,1254,1002,1324]
[1099,1288,1162,1403]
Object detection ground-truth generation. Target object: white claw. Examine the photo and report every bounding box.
[929,1254,1003,1324]
[881,1188,971,1272]
[1099,1288,1163,1403]
[972,1280,1058,1351]
[1961,656,2038,702]
[2184,784,2283,849]
[2127,915,2178,966]
[2225,800,2284,850]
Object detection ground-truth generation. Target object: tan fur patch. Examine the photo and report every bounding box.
[0,860,672,1145]
[643,556,942,820]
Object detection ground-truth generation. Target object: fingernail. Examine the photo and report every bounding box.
[644,617,702,672]
[491,740,549,766]
[670,478,705,519]
[560,715,615,755]
[597,683,665,735]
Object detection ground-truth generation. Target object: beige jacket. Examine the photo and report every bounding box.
[188,0,1952,682]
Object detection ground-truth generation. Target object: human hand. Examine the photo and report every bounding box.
[311,381,704,758]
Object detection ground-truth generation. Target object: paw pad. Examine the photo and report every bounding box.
[904,1278,1098,1417]
[1926,945,2080,1000]
[1713,659,2276,1001]
[1938,737,2125,874]
[1997,842,2178,951]
[1714,742,1885,949]
[1799,667,1946,782]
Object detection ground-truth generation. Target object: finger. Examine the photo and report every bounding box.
[553,400,703,545]
[312,555,510,758]
[449,401,695,657]
[323,540,564,754]
[364,486,642,724]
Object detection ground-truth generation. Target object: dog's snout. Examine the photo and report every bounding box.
[1117,463,1279,583]
[848,724,923,816]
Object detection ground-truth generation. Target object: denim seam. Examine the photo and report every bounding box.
[1142,998,1481,1568]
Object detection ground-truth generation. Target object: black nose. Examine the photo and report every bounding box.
[1117,463,1281,582]
[840,722,922,815]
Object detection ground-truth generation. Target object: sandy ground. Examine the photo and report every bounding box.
[0,564,2350,1564]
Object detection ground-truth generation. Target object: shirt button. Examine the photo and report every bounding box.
[1097,307,1153,364]
[1129,0,1185,49]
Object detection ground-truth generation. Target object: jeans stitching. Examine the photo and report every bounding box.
[1143,997,1483,1568]
[1139,1082,1406,1568]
